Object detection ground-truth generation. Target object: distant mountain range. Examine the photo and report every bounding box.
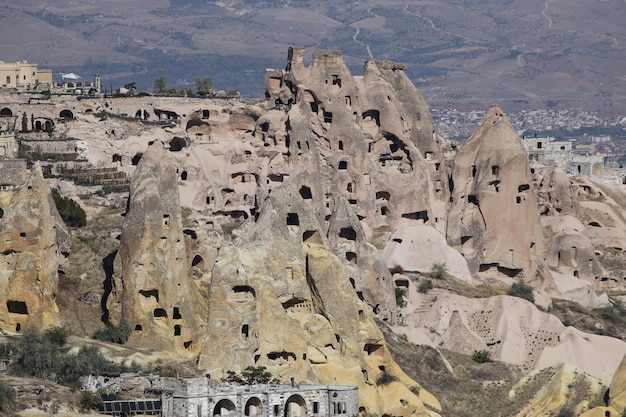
[2,0,626,113]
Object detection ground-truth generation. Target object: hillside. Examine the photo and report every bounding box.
[1,0,626,112]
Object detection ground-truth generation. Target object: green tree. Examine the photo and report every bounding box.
[221,366,279,385]
[51,189,87,227]
[395,287,406,308]
[508,281,535,303]
[93,320,131,344]
[0,381,14,412]
[430,262,447,279]
[31,113,34,130]
[153,76,167,94]
[45,326,69,346]
[9,331,60,380]
[21,112,28,132]
[196,77,214,95]
[472,349,492,363]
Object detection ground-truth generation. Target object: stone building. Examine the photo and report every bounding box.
[88,374,358,417]
[0,60,52,89]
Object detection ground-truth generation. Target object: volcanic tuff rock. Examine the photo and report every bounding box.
[199,183,440,416]
[106,141,207,355]
[0,164,63,332]
[447,104,545,282]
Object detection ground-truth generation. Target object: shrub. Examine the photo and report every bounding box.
[59,345,119,387]
[79,390,102,412]
[395,287,407,308]
[472,349,492,363]
[93,320,131,344]
[45,326,69,346]
[418,279,433,293]
[376,372,399,386]
[9,331,60,380]
[430,262,447,279]
[0,381,14,412]
[221,366,279,385]
[508,281,535,303]
[51,189,87,227]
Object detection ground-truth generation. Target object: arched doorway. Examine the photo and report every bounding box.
[284,395,306,417]
[0,108,12,116]
[59,109,74,119]
[244,397,262,416]
[213,399,236,416]
[135,109,149,120]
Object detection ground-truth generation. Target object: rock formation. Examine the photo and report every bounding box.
[106,141,208,355]
[0,163,62,332]
[199,183,441,416]
[447,104,545,282]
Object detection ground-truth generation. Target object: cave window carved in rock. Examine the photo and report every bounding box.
[332,75,341,87]
[7,301,28,314]
[153,308,167,318]
[230,285,256,302]
[160,237,167,249]
[468,195,479,205]
[303,230,322,244]
[424,151,433,161]
[163,214,170,228]
[15,323,21,332]
[376,191,390,201]
[139,289,159,302]
[184,340,193,349]
[345,96,351,107]
[192,255,204,269]
[401,211,429,224]
[174,325,181,336]
[206,195,215,205]
[339,227,357,241]
[346,182,353,193]
[518,184,530,192]
[435,163,441,171]
[134,324,142,332]
[169,137,186,152]
[435,180,442,192]
[381,206,389,216]
[112,154,122,165]
[362,110,380,127]
[242,324,249,339]
[287,212,299,226]
[19,232,25,240]
[300,186,313,200]
[338,140,344,151]
[364,343,383,356]
[202,109,210,119]
[181,171,187,181]
[516,196,522,204]
[131,153,143,165]
[267,351,296,365]
[173,307,182,320]
[346,252,357,265]
[323,112,333,124]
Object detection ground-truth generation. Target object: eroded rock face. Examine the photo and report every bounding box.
[107,141,207,355]
[447,105,544,281]
[0,164,61,332]
[199,184,440,416]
